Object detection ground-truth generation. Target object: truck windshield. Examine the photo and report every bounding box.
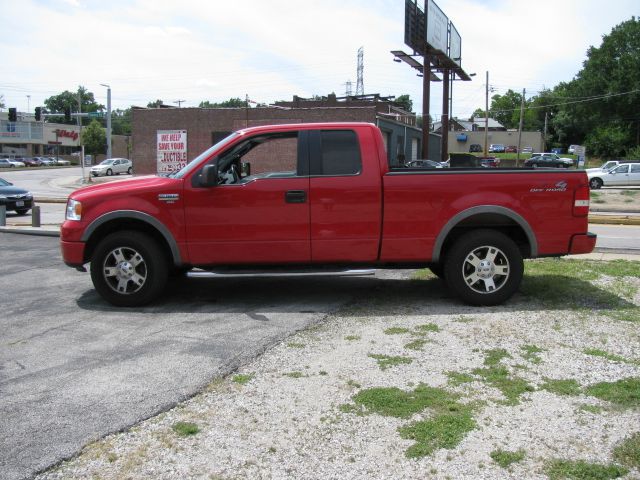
[167,132,240,179]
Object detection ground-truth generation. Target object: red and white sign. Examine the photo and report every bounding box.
[56,129,79,141]
[157,130,188,173]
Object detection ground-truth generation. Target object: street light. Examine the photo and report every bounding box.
[100,84,112,159]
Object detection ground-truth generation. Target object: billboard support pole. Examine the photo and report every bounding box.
[441,67,450,163]
[422,56,431,159]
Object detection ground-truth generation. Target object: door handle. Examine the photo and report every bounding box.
[285,190,307,203]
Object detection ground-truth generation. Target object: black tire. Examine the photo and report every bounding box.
[90,231,168,307]
[589,177,603,189]
[127,167,132,174]
[16,208,29,215]
[444,229,523,306]
[106,168,113,176]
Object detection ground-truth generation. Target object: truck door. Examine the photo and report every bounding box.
[183,130,311,265]
[308,128,382,262]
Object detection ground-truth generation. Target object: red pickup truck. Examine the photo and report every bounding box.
[61,123,596,307]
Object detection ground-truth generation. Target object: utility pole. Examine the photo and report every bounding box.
[422,56,431,159]
[174,100,186,108]
[484,71,489,157]
[441,68,450,163]
[100,84,112,159]
[543,111,549,152]
[516,88,525,166]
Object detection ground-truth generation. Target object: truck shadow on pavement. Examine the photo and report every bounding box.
[76,272,636,316]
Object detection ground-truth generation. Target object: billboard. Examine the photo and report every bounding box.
[449,22,461,66]
[425,0,449,55]
[157,130,188,174]
[404,0,426,55]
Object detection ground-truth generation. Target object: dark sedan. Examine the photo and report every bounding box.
[405,159,447,169]
[0,178,33,215]
[524,154,573,168]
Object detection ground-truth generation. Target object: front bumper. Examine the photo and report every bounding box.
[569,232,597,255]
[0,198,33,211]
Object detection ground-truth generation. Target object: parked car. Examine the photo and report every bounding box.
[41,157,58,166]
[551,148,564,154]
[488,144,505,153]
[56,158,72,166]
[525,153,573,168]
[90,158,133,177]
[522,146,533,154]
[0,177,33,215]
[405,159,447,169]
[469,144,482,153]
[480,157,500,168]
[587,162,640,189]
[505,146,518,153]
[568,145,579,154]
[585,160,633,174]
[21,157,42,167]
[0,158,25,168]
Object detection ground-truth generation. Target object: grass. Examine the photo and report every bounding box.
[522,259,640,320]
[490,449,526,468]
[404,339,428,351]
[384,327,411,335]
[172,422,199,437]
[344,335,361,341]
[541,378,582,396]
[232,373,254,385]
[545,459,627,480]
[585,378,640,408]
[284,371,306,378]
[414,323,441,334]
[368,354,413,370]
[484,348,511,366]
[472,349,534,405]
[584,348,638,365]
[287,342,305,348]
[447,371,475,386]
[521,345,544,364]
[350,385,477,458]
[613,433,640,469]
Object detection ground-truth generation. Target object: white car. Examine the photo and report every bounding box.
[0,158,25,168]
[588,162,640,189]
[91,158,133,177]
[585,160,624,174]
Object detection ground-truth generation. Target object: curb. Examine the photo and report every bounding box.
[588,214,640,226]
[0,226,60,237]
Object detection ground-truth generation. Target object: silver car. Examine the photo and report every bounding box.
[90,158,133,177]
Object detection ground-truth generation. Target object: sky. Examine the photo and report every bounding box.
[0,0,638,121]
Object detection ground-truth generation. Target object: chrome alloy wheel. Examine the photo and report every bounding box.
[462,245,510,294]
[102,247,147,295]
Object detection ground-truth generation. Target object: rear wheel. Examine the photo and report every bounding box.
[90,231,168,307]
[444,229,523,306]
[589,177,603,189]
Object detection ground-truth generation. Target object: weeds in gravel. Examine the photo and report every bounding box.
[232,373,254,385]
[368,354,413,370]
[447,371,475,386]
[613,433,640,469]
[384,327,411,335]
[172,422,199,437]
[405,339,428,351]
[287,342,305,349]
[579,404,605,414]
[344,335,360,341]
[284,371,307,379]
[521,345,544,364]
[541,378,582,396]
[414,323,440,334]
[584,348,638,365]
[585,378,640,408]
[545,459,627,479]
[483,348,511,366]
[490,449,525,468]
[348,384,477,458]
[472,349,533,405]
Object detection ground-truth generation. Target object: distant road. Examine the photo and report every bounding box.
[0,167,84,198]
[590,224,640,253]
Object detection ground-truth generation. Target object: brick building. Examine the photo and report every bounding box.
[131,95,442,174]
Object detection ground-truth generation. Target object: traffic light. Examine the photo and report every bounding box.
[35,107,42,121]
[8,108,17,122]
[64,107,71,122]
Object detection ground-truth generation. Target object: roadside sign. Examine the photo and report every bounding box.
[574,146,586,168]
[87,112,104,118]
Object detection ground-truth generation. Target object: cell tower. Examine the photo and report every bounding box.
[356,47,364,96]
[344,80,353,96]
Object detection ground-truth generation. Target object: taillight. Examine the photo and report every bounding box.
[573,184,590,216]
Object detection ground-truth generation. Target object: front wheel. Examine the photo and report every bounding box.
[90,231,168,307]
[16,208,29,215]
[589,177,603,189]
[106,168,113,176]
[127,167,132,174]
[444,229,523,306]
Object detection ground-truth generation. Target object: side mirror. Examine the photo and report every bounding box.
[241,161,251,177]
[200,164,219,187]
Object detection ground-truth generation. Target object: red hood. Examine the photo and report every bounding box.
[70,175,179,202]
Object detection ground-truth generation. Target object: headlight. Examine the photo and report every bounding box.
[66,199,82,221]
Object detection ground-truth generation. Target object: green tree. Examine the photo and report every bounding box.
[81,119,106,155]
[44,86,103,125]
[394,94,413,113]
[111,108,132,135]
[147,99,165,108]
[198,98,247,108]
[488,89,523,129]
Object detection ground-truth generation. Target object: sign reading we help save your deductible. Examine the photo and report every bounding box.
[156,130,188,173]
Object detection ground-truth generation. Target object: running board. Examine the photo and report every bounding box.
[186,268,376,279]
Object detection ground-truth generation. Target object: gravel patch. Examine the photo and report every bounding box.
[37,266,640,480]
